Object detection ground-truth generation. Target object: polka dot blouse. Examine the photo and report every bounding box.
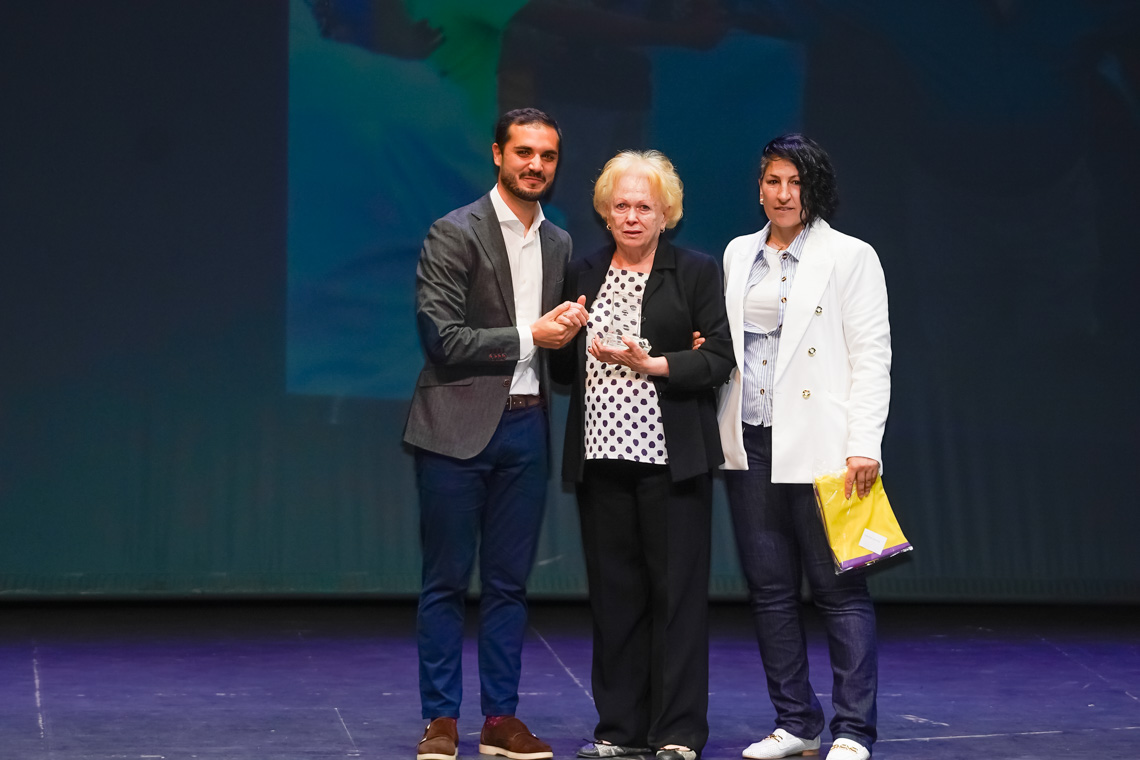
[584,266,669,465]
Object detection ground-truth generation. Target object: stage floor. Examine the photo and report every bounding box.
[0,601,1136,759]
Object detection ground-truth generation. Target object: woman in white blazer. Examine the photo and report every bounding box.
[717,135,891,760]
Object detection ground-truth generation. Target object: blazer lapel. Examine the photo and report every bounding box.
[470,194,516,322]
[775,222,836,384]
[539,221,564,312]
[725,231,763,370]
[644,237,677,304]
[577,247,612,307]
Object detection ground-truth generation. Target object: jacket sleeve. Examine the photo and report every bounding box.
[415,216,521,367]
[659,254,735,392]
[837,243,892,465]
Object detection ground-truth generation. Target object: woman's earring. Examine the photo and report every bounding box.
[606,223,612,230]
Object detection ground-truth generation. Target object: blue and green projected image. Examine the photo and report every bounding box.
[286,0,804,399]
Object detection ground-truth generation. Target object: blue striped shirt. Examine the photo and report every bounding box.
[742,224,809,426]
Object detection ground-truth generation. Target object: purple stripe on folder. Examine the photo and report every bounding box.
[839,542,913,571]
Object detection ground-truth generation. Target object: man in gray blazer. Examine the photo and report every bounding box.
[405,108,587,760]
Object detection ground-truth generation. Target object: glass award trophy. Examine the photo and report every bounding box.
[601,291,652,352]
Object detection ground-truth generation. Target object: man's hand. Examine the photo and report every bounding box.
[532,297,588,349]
[690,331,705,350]
[844,456,880,500]
[555,295,589,327]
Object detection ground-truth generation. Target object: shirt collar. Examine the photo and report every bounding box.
[759,221,809,262]
[490,184,545,234]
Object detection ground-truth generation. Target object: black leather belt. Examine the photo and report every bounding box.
[505,394,543,411]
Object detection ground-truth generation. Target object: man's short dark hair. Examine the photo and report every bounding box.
[494,108,562,150]
[759,133,839,226]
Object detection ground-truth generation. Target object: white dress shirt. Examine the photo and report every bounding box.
[490,184,543,395]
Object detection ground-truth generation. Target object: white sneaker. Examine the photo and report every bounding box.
[825,739,869,760]
[742,728,821,759]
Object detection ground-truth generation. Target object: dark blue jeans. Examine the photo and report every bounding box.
[725,423,877,748]
[415,405,549,719]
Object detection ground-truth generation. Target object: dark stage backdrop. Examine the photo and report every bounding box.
[2,1,1139,602]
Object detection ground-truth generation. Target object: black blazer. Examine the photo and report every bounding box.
[551,237,734,483]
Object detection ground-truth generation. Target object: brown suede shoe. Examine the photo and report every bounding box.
[478,716,553,760]
[417,717,458,760]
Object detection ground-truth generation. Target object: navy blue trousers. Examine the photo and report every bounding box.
[414,405,548,719]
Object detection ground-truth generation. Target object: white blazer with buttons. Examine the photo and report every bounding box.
[717,219,891,482]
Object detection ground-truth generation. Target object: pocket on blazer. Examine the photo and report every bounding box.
[416,367,475,387]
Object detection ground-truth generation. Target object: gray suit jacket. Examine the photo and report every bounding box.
[403,192,573,459]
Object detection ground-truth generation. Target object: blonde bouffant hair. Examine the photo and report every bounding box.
[593,150,684,229]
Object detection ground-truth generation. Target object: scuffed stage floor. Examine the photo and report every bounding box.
[0,601,1136,758]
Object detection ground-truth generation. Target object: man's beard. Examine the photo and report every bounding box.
[502,171,547,202]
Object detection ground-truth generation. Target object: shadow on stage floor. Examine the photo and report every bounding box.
[0,600,1136,759]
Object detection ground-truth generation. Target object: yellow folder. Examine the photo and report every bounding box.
[813,470,912,573]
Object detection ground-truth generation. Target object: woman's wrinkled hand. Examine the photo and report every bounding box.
[588,335,669,377]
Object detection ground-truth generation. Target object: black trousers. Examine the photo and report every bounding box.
[577,459,712,752]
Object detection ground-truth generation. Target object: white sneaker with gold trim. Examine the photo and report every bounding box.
[825,739,869,760]
[742,729,821,759]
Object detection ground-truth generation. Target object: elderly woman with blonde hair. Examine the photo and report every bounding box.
[551,150,734,760]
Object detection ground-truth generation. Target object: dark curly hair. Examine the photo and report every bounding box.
[494,108,562,151]
[759,134,839,226]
